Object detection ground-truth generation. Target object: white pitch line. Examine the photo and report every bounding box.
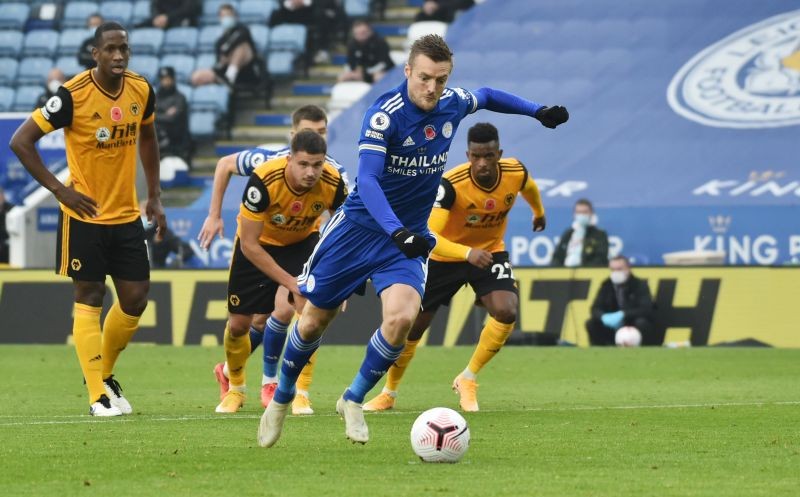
[0,400,798,427]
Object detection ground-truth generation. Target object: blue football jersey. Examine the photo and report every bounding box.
[343,80,478,234]
[235,146,350,188]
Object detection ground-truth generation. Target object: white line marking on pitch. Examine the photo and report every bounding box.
[0,400,797,427]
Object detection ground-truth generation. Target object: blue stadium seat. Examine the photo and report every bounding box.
[160,54,195,83]
[344,0,370,18]
[552,49,595,78]
[162,27,199,55]
[191,84,229,114]
[520,50,558,75]
[268,24,307,54]
[0,58,19,87]
[0,3,30,30]
[12,85,44,112]
[22,30,59,58]
[130,28,164,56]
[239,0,275,24]
[189,110,216,138]
[62,2,100,29]
[248,24,269,55]
[132,0,151,25]
[267,51,294,77]
[0,31,23,58]
[128,54,159,81]
[99,1,133,24]
[557,19,596,49]
[58,29,92,57]
[198,25,223,53]
[16,57,52,86]
[55,56,86,79]
[194,53,216,71]
[0,86,14,112]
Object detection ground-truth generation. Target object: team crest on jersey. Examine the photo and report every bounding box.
[290,201,303,213]
[311,201,324,213]
[504,193,515,206]
[110,107,123,122]
[271,214,286,225]
[442,121,453,138]
[305,275,316,292]
[95,127,110,142]
[130,103,140,116]
[485,198,496,210]
[369,111,390,131]
[466,214,481,224]
[70,258,82,271]
[668,10,800,128]
[424,125,436,140]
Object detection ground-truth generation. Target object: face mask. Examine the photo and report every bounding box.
[220,15,235,29]
[610,270,628,285]
[48,80,61,94]
[574,213,591,227]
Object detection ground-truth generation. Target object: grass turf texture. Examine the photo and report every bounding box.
[0,346,798,497]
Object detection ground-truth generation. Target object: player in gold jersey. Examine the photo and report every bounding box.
[10,22,165,416]
[364,122,545,412]
[215,130,347,413]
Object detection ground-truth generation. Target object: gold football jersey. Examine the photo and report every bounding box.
[430,158,543,262]
[238,156,347,246]
[31,69,155,224]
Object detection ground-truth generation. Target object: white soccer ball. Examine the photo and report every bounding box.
[410,407,470,463]
[615,326,642,347]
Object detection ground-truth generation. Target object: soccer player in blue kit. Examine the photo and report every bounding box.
[258,34,568,447]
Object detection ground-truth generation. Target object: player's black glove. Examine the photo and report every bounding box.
[534,106,569,129]
[391,227,431,259]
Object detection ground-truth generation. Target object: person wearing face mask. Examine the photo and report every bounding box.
[36,69,67,109]
[551,198,609,267]
[190,4,263,89]
[155,66,191,164]
[585,255,655,346]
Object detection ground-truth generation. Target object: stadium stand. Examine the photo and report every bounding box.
[0,31,24,58]
[0,59,19,87]
[61,2,99,30]
[130,28,165,56]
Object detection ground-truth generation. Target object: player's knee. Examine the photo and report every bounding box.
[382,311,416,338]
[228,315,251,337]
[119,288,149,316]
[74,282,106,307]
[492,307,517,324]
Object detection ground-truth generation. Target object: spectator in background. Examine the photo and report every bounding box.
[338,20,395,84]
[78,13,104,70]
[139,200,193,268]
[155,67,192,164]
[551,198,609,267]
[269,0,314,27]
[191,4,263,88]
[36,69,66,109]
[585,256,655,346]
[140,0,201,29]
[414,0,474,23]
[0,187,12,264]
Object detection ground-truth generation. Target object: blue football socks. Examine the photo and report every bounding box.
[343,329,403,404]
[274,323,321,404]
[263,316,289,378]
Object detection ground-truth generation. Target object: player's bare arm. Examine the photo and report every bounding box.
[139,121,166,241]
[238,216,301,295]
[198,152,239,249]
[10,118,98,219]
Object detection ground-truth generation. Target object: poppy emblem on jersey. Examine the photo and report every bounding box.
[442,121,453,138]
[272,214,286,225]
[96,127,110,142]
[424,125,436,140]
[485,198,496,210]
[229,295,240,307]
[312,201,324,213]
[111,107,123,121]
[71,259,82,271]
[369,111,390,131]
[130,103,140,116]
[290,201,303,213]
[466,214,480,224]
[504,193,515,206]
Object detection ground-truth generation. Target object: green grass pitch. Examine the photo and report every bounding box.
[0,345,798,497]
